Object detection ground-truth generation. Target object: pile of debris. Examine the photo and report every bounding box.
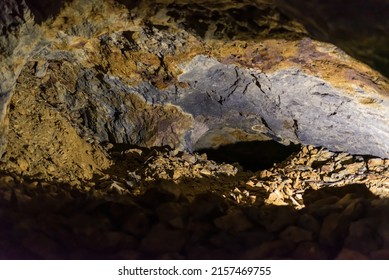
[0,144,389,259]
[243,146,389,207]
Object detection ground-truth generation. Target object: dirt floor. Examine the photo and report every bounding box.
[1,141,389,259]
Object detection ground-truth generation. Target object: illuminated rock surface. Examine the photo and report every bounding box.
[0,0,388,259]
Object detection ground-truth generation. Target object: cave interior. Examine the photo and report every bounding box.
[0,0,389,260]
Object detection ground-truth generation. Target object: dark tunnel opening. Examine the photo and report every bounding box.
[196,140,301,171]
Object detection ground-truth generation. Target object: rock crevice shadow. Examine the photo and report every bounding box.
[196,140,301,171]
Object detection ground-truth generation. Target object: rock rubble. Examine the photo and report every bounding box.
[0,144,388,259]
[0,0,388,261]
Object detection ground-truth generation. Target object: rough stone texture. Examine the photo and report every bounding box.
[275,0,389,77]
[0,0,388,183]
[4,62,111,181]
[170,53,389,157]
[0,0,41,157]
[1,145,389,260]
[0,141,388,259]
[0,0,387,261]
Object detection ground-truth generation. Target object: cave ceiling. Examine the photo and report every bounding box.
[0,0,388,180]
[1,0,389,261]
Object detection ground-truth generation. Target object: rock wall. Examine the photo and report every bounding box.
[0,0,388,181]
[0,0,41,157]
[276,0,389,77]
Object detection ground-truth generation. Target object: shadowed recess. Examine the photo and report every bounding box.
[196,140,301,171]
[275,0,389,77]
[25,0,69,24]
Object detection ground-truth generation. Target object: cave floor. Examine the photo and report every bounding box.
[1,144,389,259]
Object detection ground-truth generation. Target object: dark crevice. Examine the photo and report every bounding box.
[25,0,69,24]
[196,140,301,171]
[115,0,141,11]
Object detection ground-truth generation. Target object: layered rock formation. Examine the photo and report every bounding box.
[0,0,388,260]
[0,0,388,182]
